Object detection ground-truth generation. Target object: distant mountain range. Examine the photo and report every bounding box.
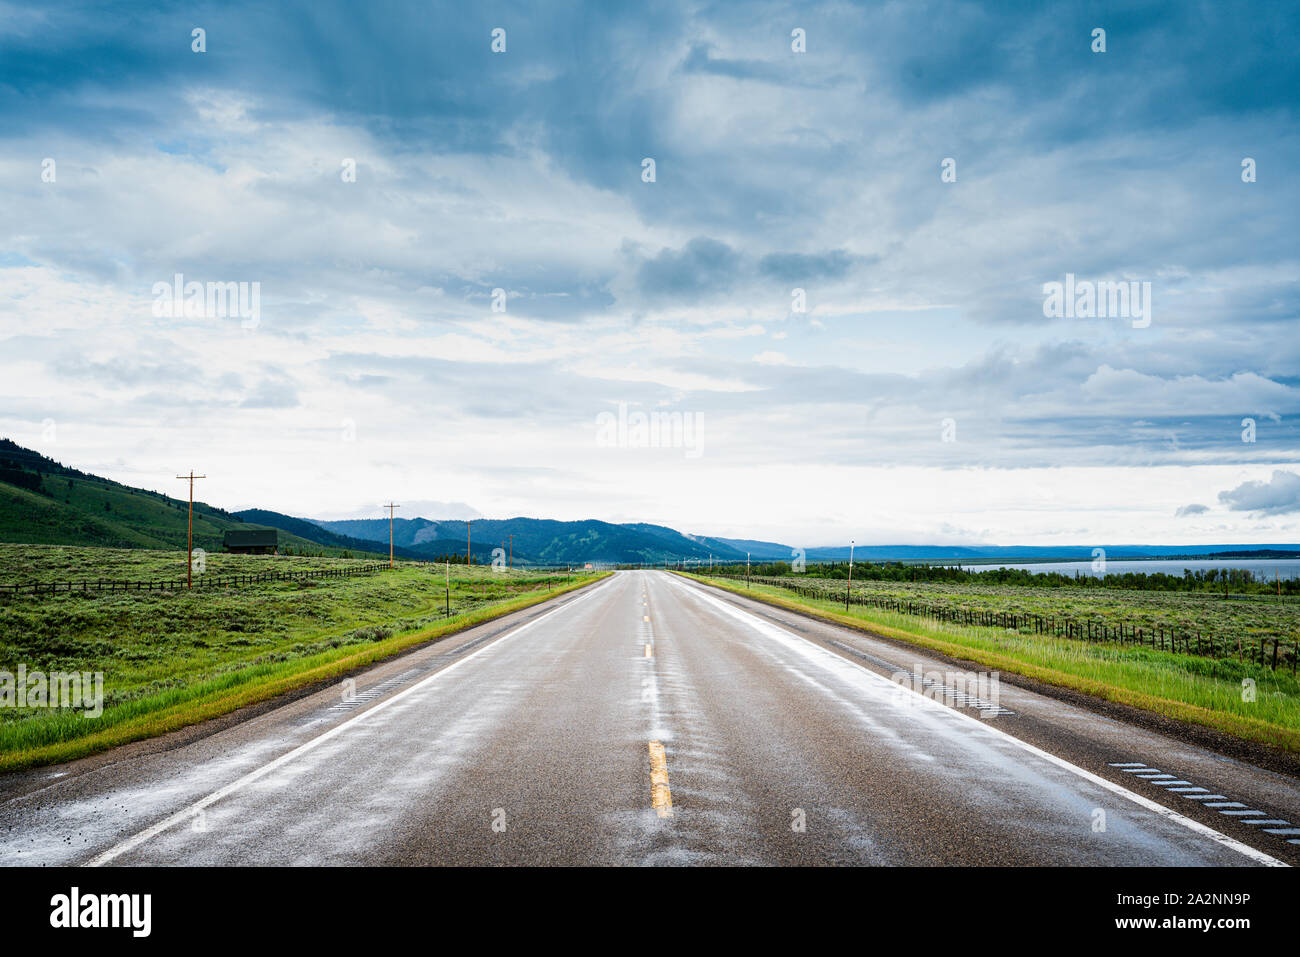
[232,510,430,561]
[301,520,1300,566]
[2,440,1296,566]
[308,517,771,565]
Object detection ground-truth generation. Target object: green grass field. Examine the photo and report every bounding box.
[0,543,383,586]
[732,572,1299,664]
[681,572,1300,753]
[0,544,605,770]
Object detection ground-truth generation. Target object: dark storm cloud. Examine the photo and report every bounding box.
[636,238,742,302]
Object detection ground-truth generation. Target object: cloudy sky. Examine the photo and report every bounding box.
[1,0,1297,548]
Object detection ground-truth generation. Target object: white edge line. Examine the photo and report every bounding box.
[669,574,1287,868]
[85,577,612,867]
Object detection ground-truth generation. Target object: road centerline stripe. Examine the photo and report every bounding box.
[648,741,673,819]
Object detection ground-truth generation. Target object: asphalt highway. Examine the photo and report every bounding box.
[2,570,1296,866]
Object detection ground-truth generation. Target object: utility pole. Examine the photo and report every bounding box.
[846,540,855,611]
[383,503,399,568]
[508,534,513,571]
[746,552,750,589]
[466,520,473,566]
[175,471,206,589]
[445,561,450,617]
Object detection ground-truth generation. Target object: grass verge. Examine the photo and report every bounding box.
[678,572,1300,754]
[0,571,609,772]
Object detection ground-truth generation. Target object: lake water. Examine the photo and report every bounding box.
[951,558,1300,581]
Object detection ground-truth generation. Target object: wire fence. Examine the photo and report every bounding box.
[0,561,602,599]
[0,562,392,597]
[707,572,1299,673]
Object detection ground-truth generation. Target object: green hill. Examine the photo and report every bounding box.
[0,440,377,558]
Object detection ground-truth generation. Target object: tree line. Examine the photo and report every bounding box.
[726,560,1300,595]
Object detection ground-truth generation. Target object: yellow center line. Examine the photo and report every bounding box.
[643,615,649,622]
[648,741,673,818]
[644,642,653,657]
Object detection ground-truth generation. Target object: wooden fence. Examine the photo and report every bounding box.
[0,563,391,597]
